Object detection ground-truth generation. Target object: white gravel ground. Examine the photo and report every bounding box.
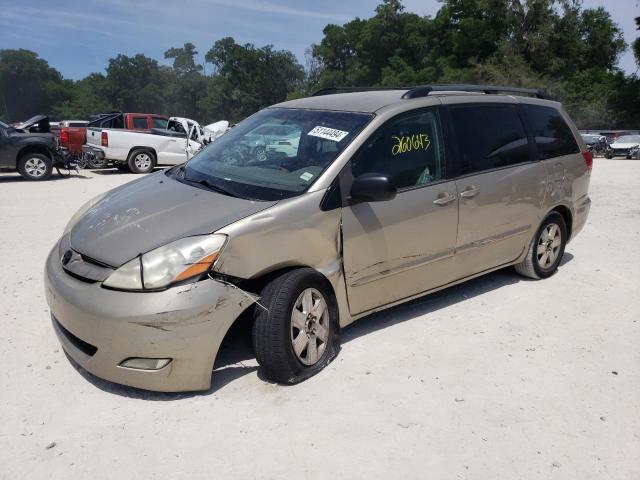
[1,160,638,479]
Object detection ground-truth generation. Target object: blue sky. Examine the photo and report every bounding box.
[0,0,637,79]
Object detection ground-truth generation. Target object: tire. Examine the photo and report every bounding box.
[127,149,156,174]
[18,153,52,181]
[252,268,340,384]
[515,212,567,280]
[604,153,612,159]
[115,163,130,172]
[254,146,267,162]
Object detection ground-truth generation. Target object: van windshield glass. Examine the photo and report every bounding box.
[178,108,373,201]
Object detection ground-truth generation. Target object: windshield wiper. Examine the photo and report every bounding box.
[183,174,238,198]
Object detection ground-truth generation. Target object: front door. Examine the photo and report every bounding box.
[446,103,547,276]
[341,107,459,315]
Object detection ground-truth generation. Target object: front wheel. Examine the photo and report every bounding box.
[515,212,567,279]
[252,269,340,384]
[18,153,52,181]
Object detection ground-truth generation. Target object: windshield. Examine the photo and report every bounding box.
[177,108,373,201]
[616,135,640,144]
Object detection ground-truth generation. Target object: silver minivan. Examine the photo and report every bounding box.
[45,85,592,392]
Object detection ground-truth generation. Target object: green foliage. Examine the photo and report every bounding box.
[311,0,637,128]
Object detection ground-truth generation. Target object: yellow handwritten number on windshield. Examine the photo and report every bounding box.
[392,134,431,156]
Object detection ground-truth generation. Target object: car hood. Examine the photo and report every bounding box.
[14,114,50,132]
[69,171,277,267]
[611,142,639,148]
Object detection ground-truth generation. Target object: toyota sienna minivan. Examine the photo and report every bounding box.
[45,84,592,392]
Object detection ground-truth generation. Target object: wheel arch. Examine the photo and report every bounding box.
[549,204,573,240]
[17,144,53,164]
[127,146,157,160]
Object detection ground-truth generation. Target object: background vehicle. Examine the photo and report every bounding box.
[580,133,607,156]
[82,117,222,173]
[605,134,640,159]
[57,113,169,166]
[0,116,71,180]
[241,123,301,161]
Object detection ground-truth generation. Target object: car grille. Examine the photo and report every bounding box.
[613,148,631,155]
[52,316,98,357]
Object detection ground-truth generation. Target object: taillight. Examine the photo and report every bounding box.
[101,131,108,147]
[60,129,69,144]
[582,150,593,172]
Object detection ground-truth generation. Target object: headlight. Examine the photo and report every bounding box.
[103,234,227,291]
[63,192,109,235]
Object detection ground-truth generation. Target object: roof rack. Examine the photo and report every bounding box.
[312,86,408,96]
[402,84,553,100]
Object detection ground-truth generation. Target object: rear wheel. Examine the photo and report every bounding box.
[515,212,567,279]
[252,269,340,384]
[127,150,156,174]
[18,153,52,181]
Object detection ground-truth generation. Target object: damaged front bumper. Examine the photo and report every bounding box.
[44,244,255,392]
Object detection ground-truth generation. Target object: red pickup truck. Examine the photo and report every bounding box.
[58,113,169,158]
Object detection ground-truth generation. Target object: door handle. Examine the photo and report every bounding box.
[460,185,479,198]
[433,192,456,206]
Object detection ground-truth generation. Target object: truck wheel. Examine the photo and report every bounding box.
[515,212,567,280]
[252,268,340,384]
[127,150,155,174]
[18,153,52,181]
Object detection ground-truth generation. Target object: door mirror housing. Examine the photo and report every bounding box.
[350,173,397,203]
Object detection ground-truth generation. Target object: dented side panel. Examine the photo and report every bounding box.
[216,190,353,326]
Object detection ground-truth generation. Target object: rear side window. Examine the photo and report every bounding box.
[153,117,168,129]
[521,105,579,159]
[351,108,445,190]
[450,104,529,174]
[132,117,148,129]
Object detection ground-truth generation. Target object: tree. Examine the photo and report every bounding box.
[0,49,69,122]
[103,54,169,113]
[203,37,304,121]
[164,43,207,119]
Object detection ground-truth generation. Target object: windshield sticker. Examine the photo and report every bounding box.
[392,134,431,156]
[300,172,314,182]
[308,126,349,142]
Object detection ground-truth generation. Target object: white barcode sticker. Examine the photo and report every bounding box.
[308,126,349,142]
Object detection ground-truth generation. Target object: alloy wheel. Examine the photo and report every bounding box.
[537,223,562,269]
[24,157,48,178]
[290,288,330,366]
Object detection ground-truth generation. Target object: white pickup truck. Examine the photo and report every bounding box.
[82,117,228,173]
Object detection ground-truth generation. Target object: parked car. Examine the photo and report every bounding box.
[46,84,592,392]
[82,117,224,173]
[0,115,67,180]
[605,134,640,159]
[58,113,169,164]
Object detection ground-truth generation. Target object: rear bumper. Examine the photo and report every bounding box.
[570,194,591,241]
[44,243,255,392]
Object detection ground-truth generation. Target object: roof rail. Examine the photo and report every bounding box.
[401,84,553,100]
[312,86,408,96]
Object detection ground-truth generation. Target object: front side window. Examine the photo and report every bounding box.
[351,108,445,190]
[132,117,148,130]
[521,104,579,159]
[179,108,373,201]
[450,104,529,174]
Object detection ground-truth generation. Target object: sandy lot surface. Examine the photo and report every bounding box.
[1,161,638,479]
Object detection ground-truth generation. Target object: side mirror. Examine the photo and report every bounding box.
[350,173,397,203]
